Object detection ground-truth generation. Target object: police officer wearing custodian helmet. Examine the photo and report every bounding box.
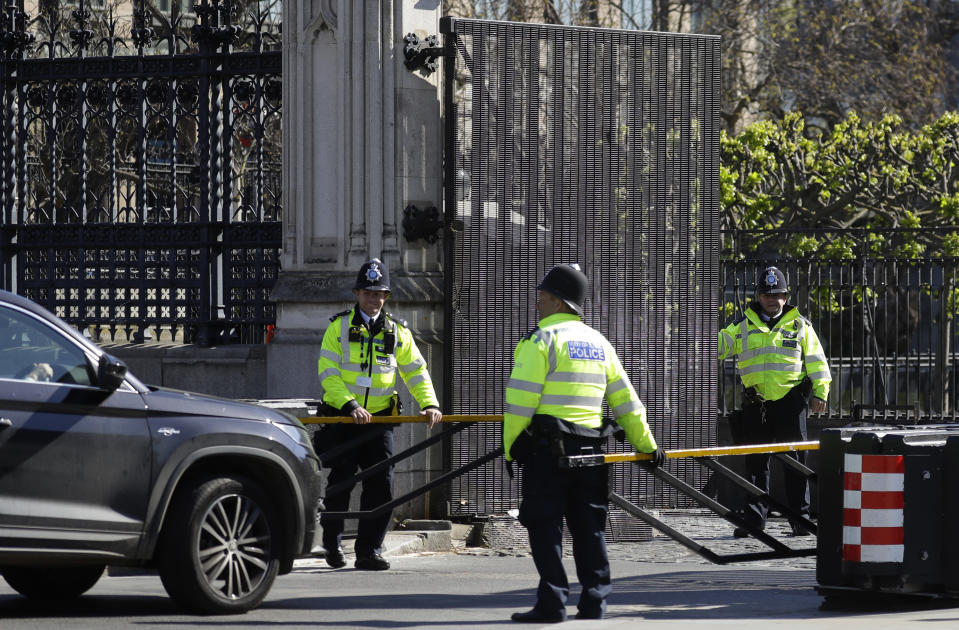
[718,266,831,537]
[316,258,442,570]
[504,264,665,623]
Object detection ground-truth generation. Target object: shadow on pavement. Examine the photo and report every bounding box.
[0,593,178,618]
[609,569,959,621]
[268,568,959,625]
[4,566,959,626]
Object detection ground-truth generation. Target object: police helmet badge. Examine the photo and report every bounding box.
[766,270,777,288]
[366,262,382,283]
[355,258,390,291]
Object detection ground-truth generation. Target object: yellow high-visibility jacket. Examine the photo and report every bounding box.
[503,313,658,461]
[318,307,438,414]
[718,304,831,402]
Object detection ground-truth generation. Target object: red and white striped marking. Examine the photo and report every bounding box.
[842,453,904,563]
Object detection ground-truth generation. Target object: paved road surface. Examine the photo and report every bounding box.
[2,550,958,629]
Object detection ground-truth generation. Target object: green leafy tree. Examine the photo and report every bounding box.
[721,110,959,258]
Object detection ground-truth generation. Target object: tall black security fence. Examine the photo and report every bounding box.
[442,18,721,519]
[0,0,281,345]
[721,228,959,424]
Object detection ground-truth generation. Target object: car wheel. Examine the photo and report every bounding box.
[1,565,104,600]
[157,475,281,614]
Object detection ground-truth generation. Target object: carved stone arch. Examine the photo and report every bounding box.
[319,0,337,31]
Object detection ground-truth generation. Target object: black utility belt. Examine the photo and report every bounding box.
[743,380,810,406]
[531,433,605,456]
[562,436,606,457]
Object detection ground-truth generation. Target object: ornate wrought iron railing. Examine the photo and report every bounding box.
[0,0,281,345]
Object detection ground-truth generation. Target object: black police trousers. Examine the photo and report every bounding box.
[319,409,396,557]
[736,384,810,529]
[518,438,611,619]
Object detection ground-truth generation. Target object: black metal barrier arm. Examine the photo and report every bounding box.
[300,414,503,520]
[323,423,469,502]
[699,456,817,537]
[562,441,820,564]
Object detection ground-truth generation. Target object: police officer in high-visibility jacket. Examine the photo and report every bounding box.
[718,266,831,537]
[317,258,442,571]
[504,264,664,624]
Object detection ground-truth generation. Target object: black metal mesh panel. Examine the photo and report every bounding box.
[442,18,720,516]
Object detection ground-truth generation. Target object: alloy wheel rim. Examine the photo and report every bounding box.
[197,493,271,600]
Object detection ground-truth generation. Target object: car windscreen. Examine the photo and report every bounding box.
[0,305,95,386]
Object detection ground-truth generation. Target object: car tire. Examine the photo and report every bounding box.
[157,474,282,614]
[1,565,104,600]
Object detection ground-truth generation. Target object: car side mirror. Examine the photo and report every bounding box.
[97,354,128,391]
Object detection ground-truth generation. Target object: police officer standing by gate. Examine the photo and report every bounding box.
[504,264,664,623]
[718,266,831,537]
[316,258,442,570]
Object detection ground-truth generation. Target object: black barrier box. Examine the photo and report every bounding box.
[817,425,959,598]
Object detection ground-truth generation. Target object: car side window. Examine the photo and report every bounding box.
[0,306,94,386]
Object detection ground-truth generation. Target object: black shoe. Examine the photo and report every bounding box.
[575,611,603,620]
[790,523,812,536]
[733,527,750,538]
[324,547,346,569]
[511,609,566,623]
[355,553,390,571]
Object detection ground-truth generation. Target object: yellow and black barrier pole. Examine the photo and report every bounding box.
[560,440,820,468]
[298,414,505,425]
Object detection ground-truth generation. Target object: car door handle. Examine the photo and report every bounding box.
[0,417,12,430]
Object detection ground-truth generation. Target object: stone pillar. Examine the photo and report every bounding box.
[275,0,446,521]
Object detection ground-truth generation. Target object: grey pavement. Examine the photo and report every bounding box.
[1,552,956,629]
[3,511,959,628]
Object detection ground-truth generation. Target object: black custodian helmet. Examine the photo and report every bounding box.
[757,266,788,295]
[537,264,588,316]
[354,258,390,291]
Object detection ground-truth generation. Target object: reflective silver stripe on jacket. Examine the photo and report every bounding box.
[507,378,544,394]
[318,367,339,382]
[739,362,803,376]
[321,348,340,363]
[807,369,831,380]
[613,398,644,417]
[405,372,429,387]
[506,402,537,416]
[338,362,392,376]
[400,357,425,373]
[346,384,394,397]
[340,315,351,358]
[805,352,827,364]
[607,377,629,395]
[720,330,735,355]
[739,346,802,361]
[547,333,558,373]
[545,371,606,385]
